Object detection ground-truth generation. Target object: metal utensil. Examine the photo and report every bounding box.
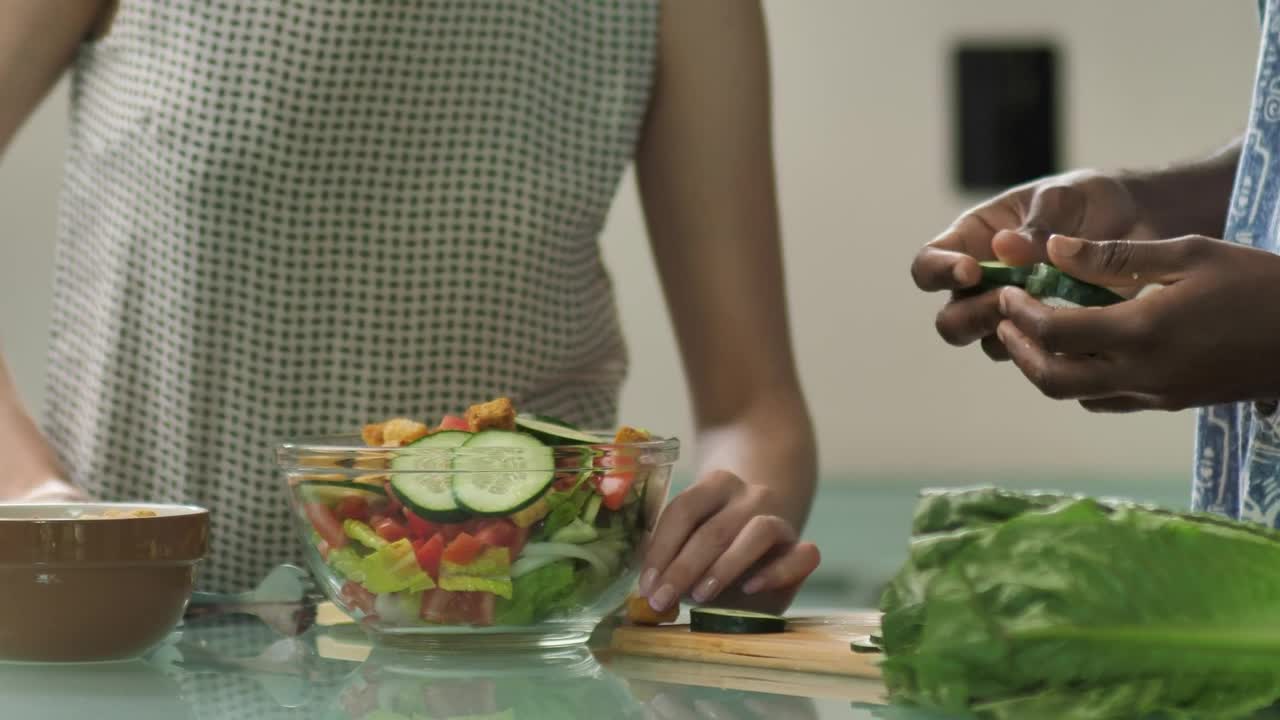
[184,564,319,636]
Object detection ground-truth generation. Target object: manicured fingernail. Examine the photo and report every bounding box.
[953,264,969,285]
[996,321,1011,343]
[1050,234,1083,257]
[649,584,676,612]
[692,576,718,604]
[638,568,657,596]
[742,577,765,595]
[998,287,1010,314]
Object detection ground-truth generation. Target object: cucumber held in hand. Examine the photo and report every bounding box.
[1024,263,1124,307]
[977,261,1123,308]
[690,607,788,634]
[977,261,1034,290]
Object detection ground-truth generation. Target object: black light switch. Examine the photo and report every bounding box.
[953,43,1059,191]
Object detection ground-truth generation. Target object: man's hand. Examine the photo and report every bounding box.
[913,171,1160,360]
[996,234,1280,411]
[638,471,820,614]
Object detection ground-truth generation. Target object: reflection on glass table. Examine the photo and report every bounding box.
[0,613,945,720]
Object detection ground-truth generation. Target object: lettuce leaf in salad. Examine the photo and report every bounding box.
[537,473,596,541]
[361,539,434,594]
[440,546,514,599]
[327,545,367,583]
[494,559,576,625]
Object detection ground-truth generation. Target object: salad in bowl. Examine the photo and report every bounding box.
[279,397,678,648]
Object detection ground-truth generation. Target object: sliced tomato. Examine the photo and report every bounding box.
[420,589,496,626]
[455,591,496,627]
[333,496,370,522]
[405,510,440,540]
[373,517,409,543]
[413,533,445,580]
[473,518,518,548]
[420,588,455,623]
[340,581,377,615]
[384,483,404,513]
[304,502,348,549]
[437,415,470,432]
[597,472,635,511]
[508,525,530,557]
[440,515,481,538]
[442,532,485,565]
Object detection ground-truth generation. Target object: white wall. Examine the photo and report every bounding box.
[0,2,1261,482]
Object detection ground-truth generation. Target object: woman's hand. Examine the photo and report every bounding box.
[638,470,820,614]
[996,234,1280,411]
[634,0,819,616]
[13,477,87,503]
[1,355,78,500]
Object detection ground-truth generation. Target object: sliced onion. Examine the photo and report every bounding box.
[519,542,611,575]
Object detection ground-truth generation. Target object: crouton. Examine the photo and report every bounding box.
[625,594,678,625]
[361,422,385,447]
[465,397,517,432]
[613,425,652,444]
[380,418,430,447]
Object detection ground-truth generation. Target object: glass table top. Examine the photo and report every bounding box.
[0,611,950,720]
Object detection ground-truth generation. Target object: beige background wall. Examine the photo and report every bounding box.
[0,1,1261,481]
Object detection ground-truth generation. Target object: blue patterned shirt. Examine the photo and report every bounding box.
[1193,0,1280,520]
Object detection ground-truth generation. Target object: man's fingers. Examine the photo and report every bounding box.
[998,287,1140,354]
[1046,234,1209,288]
[912,246,982,292]
[935,290,1004,346]
[988,183,1085,265]
[997,320,1122,400]
[981,334,1011,361]
[1079,395,1159,413]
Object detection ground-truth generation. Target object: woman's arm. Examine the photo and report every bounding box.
[0,0,109,499]
[635,0,818,613]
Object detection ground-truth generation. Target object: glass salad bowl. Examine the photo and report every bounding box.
[278,419,678,649]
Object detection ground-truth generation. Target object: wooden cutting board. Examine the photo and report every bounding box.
[607,612,882,679]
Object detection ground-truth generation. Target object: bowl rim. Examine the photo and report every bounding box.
[0,502,209,521]
[276,433,681,472]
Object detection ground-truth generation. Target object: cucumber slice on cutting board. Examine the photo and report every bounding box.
[514,415,605,446]
[389,431,471,522]
[690,607,788,634]
[297,480,390,510]
[451,430,555,516]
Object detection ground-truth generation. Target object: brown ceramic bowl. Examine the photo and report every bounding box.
[0,503,208,662]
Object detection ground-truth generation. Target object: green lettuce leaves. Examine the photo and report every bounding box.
[494,559,577,625]
[880,487,1280,720]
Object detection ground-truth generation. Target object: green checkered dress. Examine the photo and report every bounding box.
[46,1,658,591]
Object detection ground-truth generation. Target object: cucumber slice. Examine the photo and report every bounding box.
[451,430,555,516]
[514,414,605,446]
[389,431,471,522]
[1025,264,1123,307]
[977,261,1033,290]
[297,480,390,510]
[690,607,788,634]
